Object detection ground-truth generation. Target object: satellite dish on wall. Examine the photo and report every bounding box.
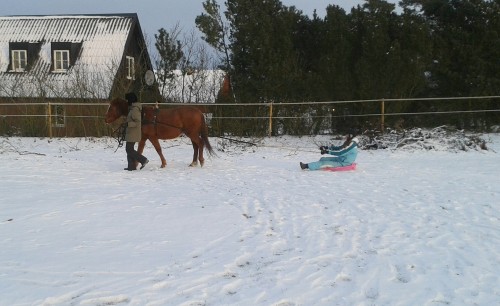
[144,70,155,86]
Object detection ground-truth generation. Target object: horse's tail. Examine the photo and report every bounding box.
[201,115,216,157]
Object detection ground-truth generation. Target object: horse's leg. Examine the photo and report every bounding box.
[189,134,205,167]
[198,137,205,167]
[187,130,205,167]
[150,137,167,168]
[190,141,199,167]
[137,137,146,155]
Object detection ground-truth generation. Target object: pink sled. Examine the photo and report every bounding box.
[321,163,357,172]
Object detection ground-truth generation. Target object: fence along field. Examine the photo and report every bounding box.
[0,96,499,138]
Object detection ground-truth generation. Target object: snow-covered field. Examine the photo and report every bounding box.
[1,134,499,306]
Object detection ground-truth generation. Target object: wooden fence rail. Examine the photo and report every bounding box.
[0,96,499,137]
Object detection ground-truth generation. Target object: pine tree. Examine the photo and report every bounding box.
[154,28,184,101]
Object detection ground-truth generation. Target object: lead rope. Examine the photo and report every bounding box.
[113,122,127,152]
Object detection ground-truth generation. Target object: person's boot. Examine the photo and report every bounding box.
[300,162,308,170]
[124,156,136,171]
[140,158,149,170]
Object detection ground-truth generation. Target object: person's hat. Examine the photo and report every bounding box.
[125,92,138,104]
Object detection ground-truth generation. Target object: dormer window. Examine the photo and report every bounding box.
[8,42,41,73]
[51,42,82,73]
[126,56,135,80]
[53,50,70,72]
[11,50,27,72]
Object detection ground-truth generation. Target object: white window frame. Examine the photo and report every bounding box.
[53,50,70,72]
[126,56,135,80]
[51,104,66,127]
[11,50,27,72]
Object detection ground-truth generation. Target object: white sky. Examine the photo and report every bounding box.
[2,0,375,42]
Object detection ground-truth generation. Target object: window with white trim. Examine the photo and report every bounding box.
[11,50,27,72]
[126,56,135,80]
[51,104,66,127]
[53,50,70,72]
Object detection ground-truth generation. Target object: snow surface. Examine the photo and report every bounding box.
[1,135,499,306]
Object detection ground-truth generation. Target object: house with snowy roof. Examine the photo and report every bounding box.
[0,13,157,137]
[159,69,227,104]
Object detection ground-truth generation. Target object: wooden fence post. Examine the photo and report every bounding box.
[380,99,385,133]
[268,101,273,137]
[47,102,53,138]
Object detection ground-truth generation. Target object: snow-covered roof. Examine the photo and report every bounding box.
[0,14,136,99]
[158,69,226,104]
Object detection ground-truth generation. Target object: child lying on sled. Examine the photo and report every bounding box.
[300,134,359,171]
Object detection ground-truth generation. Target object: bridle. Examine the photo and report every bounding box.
[106,102,127,152]
[111,120,127,152]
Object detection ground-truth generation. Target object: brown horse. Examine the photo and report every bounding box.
[105,97,215,168]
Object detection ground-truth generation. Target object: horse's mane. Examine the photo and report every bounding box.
[110,97,129,116]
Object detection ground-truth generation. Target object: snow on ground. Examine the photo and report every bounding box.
[0,134,499,306]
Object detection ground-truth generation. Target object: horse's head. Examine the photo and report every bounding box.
[105,98,128,124]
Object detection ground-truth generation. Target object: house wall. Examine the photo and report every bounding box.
[111,20,159,104]
[0,14,160,137]
[0,98,110,137]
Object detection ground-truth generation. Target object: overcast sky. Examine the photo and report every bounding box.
[3,0,376,41]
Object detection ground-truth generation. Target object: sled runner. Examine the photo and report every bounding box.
[321,163,357,172]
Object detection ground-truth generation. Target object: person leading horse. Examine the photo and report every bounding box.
[123,92,148,171]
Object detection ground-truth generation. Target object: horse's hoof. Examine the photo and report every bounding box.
[160,164,166,168]
[189,161,198,167]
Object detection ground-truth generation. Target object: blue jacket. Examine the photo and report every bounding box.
[326,138,358,165]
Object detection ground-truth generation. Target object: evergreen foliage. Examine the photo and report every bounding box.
[154,28,184,100]
[196,0,499,135]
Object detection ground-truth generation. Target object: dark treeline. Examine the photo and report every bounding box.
[195,0,500,135]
